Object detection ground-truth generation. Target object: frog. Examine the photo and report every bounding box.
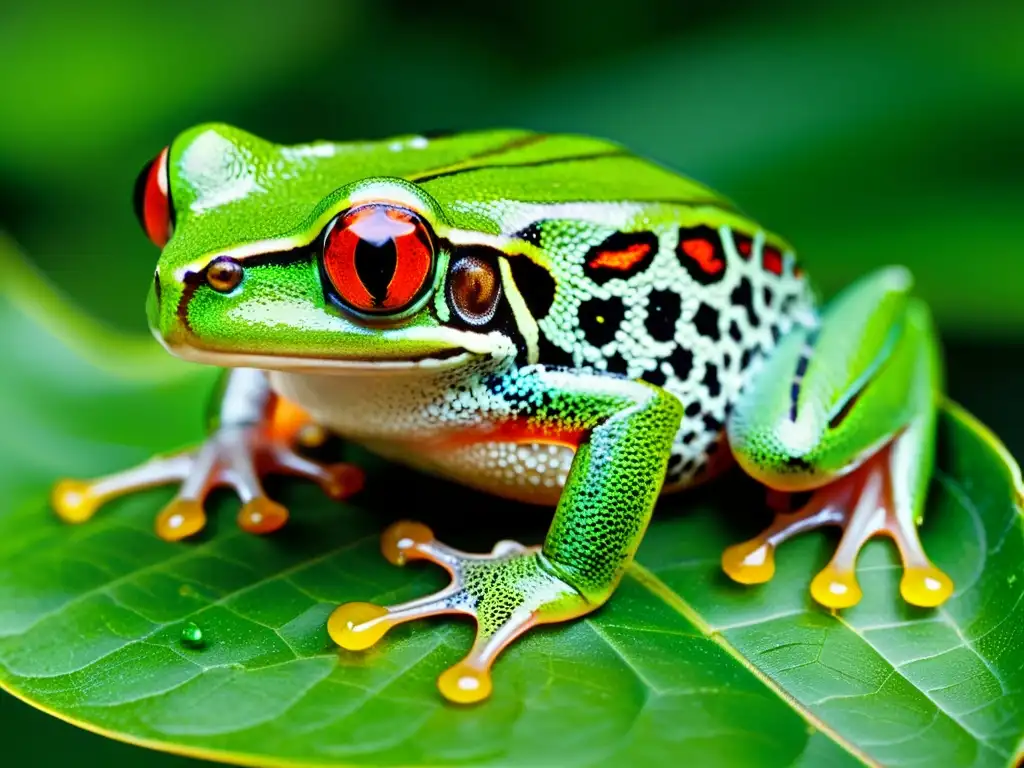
[51,124,957,705]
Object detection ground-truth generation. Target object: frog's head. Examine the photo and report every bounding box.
[140,123,518,374]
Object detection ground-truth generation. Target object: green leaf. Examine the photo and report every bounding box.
[1,237,1022,768]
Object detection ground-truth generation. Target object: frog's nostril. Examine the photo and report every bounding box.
[153,271,162,308]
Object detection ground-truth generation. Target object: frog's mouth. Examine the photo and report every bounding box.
[152,257,517,373]
[156,333,501,376]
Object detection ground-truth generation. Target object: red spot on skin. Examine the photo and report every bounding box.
[763,247,783,275]
[410,417,584,452]
[681,239,724,275]
[588,243,651,271]
[737,239,752,257]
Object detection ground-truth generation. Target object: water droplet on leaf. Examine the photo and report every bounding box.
[180,621,205,648]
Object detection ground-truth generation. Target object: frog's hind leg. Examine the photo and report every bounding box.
[51,369,363,541]
[724,267,954,609]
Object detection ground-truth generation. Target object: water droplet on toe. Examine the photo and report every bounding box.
[156,500,206,541]
[810,565,863,609]
[438,663,492,704]
[238,497,288,534]
[51,479,100,524]
[180,621,205,648]
[900,566,954,607]
[328,602,391,650]
[381,521,433,566]
[722,540,776,584]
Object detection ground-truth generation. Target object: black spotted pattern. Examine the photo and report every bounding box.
[605,352,629,376]
[579,296,625,347]
[693,303,720,340]
[642,366,667,387]
[702,364,721,398]
[667,345,694,380]
[645,289,681,342]
[731,277,759,328]
[537,334,575,368]
[508,254,557,320]
[512,221,545,247]
[514,216,812,492]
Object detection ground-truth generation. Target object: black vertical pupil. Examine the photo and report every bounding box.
[354,236,397,306]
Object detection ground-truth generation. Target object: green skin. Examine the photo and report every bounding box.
[59,124,949,702]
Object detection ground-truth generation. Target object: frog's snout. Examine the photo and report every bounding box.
[145,265,190,350]
[152,270,163,307]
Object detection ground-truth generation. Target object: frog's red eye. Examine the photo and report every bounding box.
[132,146,173,248]
[321,204,435,315]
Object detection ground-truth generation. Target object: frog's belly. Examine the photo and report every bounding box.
[269,368,571,504]
[360,438,573,506]
[269,368,729,503]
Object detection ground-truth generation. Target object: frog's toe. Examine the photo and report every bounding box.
[51,479,103,525]
[52,453,194,525]
[723,443,954,610]
[51,423,363,541]
[268,445,364,501]
[329,520,590,704]
[156,498,207,541]
[237,496,289,535]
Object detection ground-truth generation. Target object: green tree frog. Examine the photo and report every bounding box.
[52,125,959,704]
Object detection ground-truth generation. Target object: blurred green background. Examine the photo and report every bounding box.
[2,0,1022,764]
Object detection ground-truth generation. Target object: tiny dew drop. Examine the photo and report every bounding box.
[180,621,205,649]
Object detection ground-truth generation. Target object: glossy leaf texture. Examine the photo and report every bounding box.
[0,241,1022,768]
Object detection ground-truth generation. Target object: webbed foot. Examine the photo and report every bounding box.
[722,442,954,609]
[328,520,591,704]
[51,422,363,541]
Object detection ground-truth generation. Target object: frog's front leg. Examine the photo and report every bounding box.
[328,366,683,704]
[50,369,363,540]
[723,267,954,609]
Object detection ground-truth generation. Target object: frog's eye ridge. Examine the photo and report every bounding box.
[321,204,435,316]
[133,146,174,248]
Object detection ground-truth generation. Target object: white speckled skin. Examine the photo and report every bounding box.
[269,362,576,504]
